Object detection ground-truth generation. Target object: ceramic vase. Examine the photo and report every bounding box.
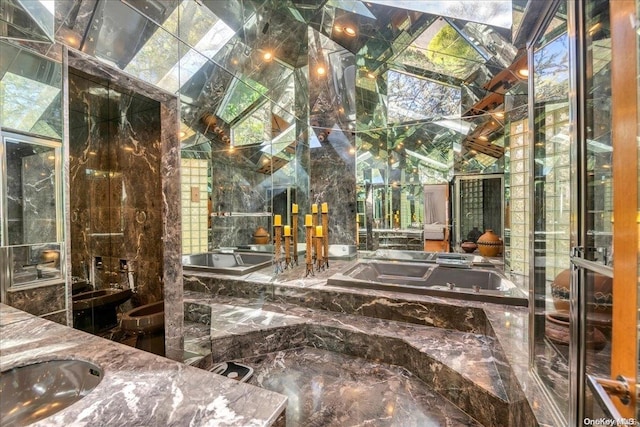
[460,241,477,253]
[545,311,607,351]
[253,226,270,244]
[476,229,502,257]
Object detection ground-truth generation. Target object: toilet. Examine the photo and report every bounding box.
[120,301,165,356]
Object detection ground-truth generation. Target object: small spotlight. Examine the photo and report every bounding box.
[366,72,376,79]
[179,131,186,138]
[344,26,356,37]
[317,66,326,76]
[263,51,273,61]
[517,68,529,78]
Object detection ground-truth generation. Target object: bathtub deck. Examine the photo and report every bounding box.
[184,291,515,426]
[243,346,482,426]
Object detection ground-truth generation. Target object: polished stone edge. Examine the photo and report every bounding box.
[184,273,491,334]
[184,271,551,426]
[0,304,287,427]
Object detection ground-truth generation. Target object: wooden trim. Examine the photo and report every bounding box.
[610,0,638,417]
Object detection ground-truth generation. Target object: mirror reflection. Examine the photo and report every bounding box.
[0,0,531,338]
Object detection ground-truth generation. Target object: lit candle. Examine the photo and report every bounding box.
[292,204,298,214]
[305,214,313,226]
[312,204,318,213]
[315,225,323,237]
[283,225,291,236]
[321,202,328,213]
[274,215,281,226]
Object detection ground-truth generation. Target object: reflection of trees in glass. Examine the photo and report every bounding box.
[1,74,60,137]
[534,34,569,103]
[232,103,269,146]
[219,79,268,123]
[398,24,482,80]
[387,70,460,123]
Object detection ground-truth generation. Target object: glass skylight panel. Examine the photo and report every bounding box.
[365,1,513,29]
[386,70,460,124]
[0,72,60,135]
[232,102,270,147]
[326,0,376,19]
[124,2,233,93]
[218,78,268,124]
[396,20,485,81]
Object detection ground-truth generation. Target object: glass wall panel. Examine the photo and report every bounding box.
[581,0,614,419]
[531,3,570,422]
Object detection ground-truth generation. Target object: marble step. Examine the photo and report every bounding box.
[184,292,510,403]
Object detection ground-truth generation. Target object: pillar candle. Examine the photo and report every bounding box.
[305,214,313,226]
[321,202,328,213]
[312,204,318,213]
[292,204,298,214]
[283,225,291,236]
[315,225,323,237]
[274,215,281,226]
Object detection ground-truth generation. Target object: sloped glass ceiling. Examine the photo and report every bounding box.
[0,40,62,138]
[0,0,529,173]
[0,0,55,43]
[386,70,461,124]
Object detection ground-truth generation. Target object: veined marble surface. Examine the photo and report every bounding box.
[0,304,286,426]
[184,260,560,427]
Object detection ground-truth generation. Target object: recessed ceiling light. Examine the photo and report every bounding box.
[317,66,326,76]
[179,131,186,138]
[494,111,504,118]
[344,26,356,37]
[517,68,529,78]
[366,72,376,79]
[263,51,273,61]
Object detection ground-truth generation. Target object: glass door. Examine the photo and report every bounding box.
[530,0,639,423]
[577,0,640,422]
[529,3,571,423]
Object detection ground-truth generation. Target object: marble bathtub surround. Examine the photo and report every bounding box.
[184,261,559,426]
[0,304,286,426]
[182,294,520,427]
[244,346,482,426]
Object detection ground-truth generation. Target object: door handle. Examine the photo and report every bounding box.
[587,374,634,419]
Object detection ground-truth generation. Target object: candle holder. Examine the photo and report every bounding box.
[314,235,324,271]
[322,211,329,269]
[311,210,318,263]
[305,224,314,277]
[274,224,283,274]
[284,234,292,268]
[292,212,299,266]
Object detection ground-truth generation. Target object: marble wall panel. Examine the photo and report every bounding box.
[68,68,163,304]
[5,282,65,317]
[22,151,57,244]
[67,50,182,359]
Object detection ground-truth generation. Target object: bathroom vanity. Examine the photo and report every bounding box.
[0,304,286,426]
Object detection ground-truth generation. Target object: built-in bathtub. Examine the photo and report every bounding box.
[182,252,272,275]
[327,259,527,306]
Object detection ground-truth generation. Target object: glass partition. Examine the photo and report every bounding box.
[530,2,570,422]
[0,132,63,289]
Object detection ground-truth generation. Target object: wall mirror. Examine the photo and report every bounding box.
[60,0,526,262]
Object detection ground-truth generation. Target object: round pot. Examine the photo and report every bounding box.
[545,311,607,351]
[253,226,270,244]
[460,241,478,253]
[476,229,502,257]
[551,268,612,315]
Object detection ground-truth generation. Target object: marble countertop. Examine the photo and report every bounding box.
[0,303,287,427]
